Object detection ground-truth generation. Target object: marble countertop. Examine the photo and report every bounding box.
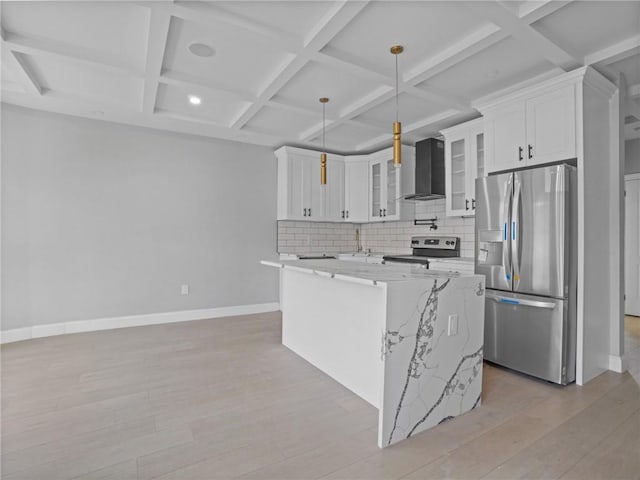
[280,252,475,264]
[262,258,482,286]
[429,256,474,264]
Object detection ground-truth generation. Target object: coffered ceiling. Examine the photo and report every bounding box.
[2,1,639,152]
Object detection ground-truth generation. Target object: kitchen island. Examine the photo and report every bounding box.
[261,259,485,447]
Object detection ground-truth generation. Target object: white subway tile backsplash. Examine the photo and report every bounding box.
[277,202,475,256]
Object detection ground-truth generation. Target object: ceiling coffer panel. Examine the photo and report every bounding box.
[244,106,319,136]
[605,54,640,86]
[23,53,143,108]
[162,16,293,98]
[156,83,249,125]
[353,93,446,127]
[212,1,339,40]
[416,37,555,101]
[531,1,640,59]
[272,61,382,113]
[1,1,149,72]
[321,1,488,77]
[311,122,383,150]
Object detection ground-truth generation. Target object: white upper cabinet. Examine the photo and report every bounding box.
[525,85,576,165]
[344,158,369,223]
[368,146,415,223]
[276,145,413,223]
[480,82,576,174]
[276,146,339,221]
[323,159,345,222]
[441,118,484,217]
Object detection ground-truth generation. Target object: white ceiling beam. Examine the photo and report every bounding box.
[142,6,172,114]
[2,48,42,96]
[300,85,392,141]
[1,28,42,95]
[404,0,570,87]
[404,24,506,86]
[229,55,305,129]
[1,29,143,78]
[161,70,257,102]
[464,1,582,71]
[229,1,369,130]
[170,2,303,54]
[355,109,462,151]
[516,0,574,22]
[625,99,640,122]
[313,46,469,110]
[303,1,370,50]
[584,34,640,67]
[264,98,386,132]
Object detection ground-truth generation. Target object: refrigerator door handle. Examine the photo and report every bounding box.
[503,175,513,281]
[512,176,522,286]
[486,292,555,309]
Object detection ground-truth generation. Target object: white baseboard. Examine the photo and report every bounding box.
[1,303,281,344]
[609,354,625,373]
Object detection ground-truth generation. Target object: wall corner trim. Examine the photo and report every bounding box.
[0,303,281,344]
[608,354,626,373]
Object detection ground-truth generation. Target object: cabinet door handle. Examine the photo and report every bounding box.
[528,144,533,159]
[379,208,382,217]
[308,208,311,217]
[465,199,470,211]
[346,210,349,219]
[303,208,307,217]
[472,198,476,210]
[341,210,345,219]
[383,208,386,217]
[518,146,523,161]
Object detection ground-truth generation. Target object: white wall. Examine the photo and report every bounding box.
[1,105,279,331]
[626,138,640,174]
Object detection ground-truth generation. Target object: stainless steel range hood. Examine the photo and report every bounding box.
[403,138,445,201]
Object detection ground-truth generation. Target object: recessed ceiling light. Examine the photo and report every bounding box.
[188,42,215,58]
[188,95,202,106]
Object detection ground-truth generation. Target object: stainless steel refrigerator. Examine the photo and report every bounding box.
[475,164,577,385]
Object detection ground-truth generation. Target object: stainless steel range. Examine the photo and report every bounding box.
[383,236,460,266]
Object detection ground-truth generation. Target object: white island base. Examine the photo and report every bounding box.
[262,259,485,448]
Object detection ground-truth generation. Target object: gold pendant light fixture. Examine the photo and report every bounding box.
[390,45,403,168]
[319,97,329,185]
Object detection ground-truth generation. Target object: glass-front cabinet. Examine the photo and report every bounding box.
[367,146,414,222]
[441,118,484,217]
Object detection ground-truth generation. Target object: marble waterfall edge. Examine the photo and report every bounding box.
[380,276,485,447]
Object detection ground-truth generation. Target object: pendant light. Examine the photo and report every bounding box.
[390,45,403,168]
[320,97,329,185]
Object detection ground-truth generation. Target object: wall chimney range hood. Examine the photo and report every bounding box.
[404,138,445,201]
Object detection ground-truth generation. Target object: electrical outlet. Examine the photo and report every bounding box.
[448,314,458,336]
[181,284,189,295]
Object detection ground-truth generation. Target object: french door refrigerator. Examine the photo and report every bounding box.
[475,164,577,385]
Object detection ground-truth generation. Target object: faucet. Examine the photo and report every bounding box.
[355,228,362,253]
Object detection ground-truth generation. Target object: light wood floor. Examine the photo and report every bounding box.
[2,313,639,480]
